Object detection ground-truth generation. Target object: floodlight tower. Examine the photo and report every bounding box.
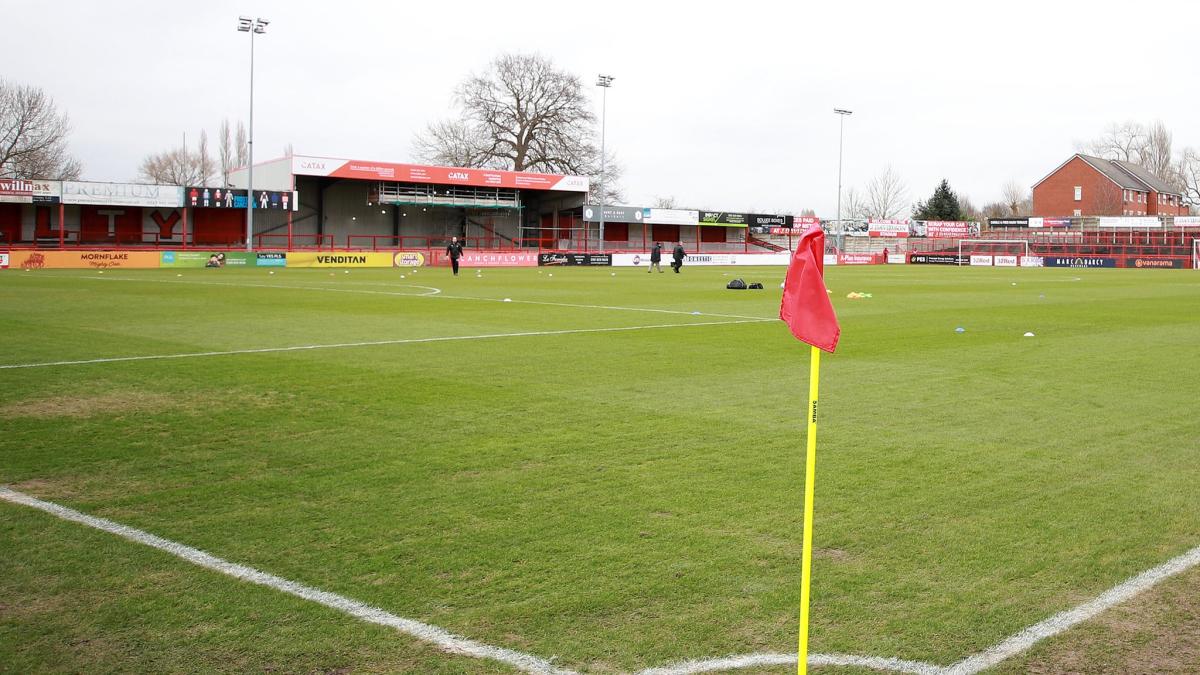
[596,74,614,251]
[238,16,269,251]
[834,108,852,251]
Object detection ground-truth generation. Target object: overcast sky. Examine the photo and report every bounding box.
[8,0,1198,216]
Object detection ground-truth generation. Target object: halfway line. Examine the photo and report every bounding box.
[0,319,771,370]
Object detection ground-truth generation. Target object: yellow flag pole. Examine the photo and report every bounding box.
[797,344,821,675]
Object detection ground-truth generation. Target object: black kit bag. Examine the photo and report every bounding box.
[726,278,747,290]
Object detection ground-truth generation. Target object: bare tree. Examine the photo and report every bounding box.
[1001,179,1031,215]
[0,80,82,179]
[982,201,1009,219]
[196,130,216,186]
[282,142,294,158]
[139,131,215,186]
[653,195,678,209]
[798,208,817,217]
[841,187,867,220]
[1083,121,1146,162]
[1140,121,1174,180]
[413,53,617,191]
[1091,181,1125,216]
[218,119,233,186]
[854,165,909,219]
[958,194,982,222]
[235,121,248,168]
[1177,147,1200,207]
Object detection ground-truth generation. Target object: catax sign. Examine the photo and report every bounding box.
[290,155,588,193]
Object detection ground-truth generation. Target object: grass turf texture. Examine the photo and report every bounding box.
[1,264,1198,673]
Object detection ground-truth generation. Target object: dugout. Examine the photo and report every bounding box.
[230,155,589,250]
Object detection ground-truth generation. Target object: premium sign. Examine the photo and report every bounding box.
[7,250,162,269]
[286,252,395,268]
[698,212,751,227]
[909,253,966,265]
[1042,256,1117,268]
[641,208,699,225]
[459,251,538,267]
[582,205,643,223]
[186,187,298,211]
[392,251,427,267]
[1098,216,1161,228]
[537,253,612,266]
[925,221,974,238]
[867,219,910,238]
[1127,257,1184,269]
[291,155,588,193]
[62,181,183,208]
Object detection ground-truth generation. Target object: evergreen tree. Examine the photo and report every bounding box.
[913,179,963,220]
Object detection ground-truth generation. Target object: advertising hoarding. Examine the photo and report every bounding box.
[291,155,588,193]
[61,181,183,208]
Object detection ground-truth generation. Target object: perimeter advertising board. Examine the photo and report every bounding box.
[538,253,612,266]
[61,182,183,208]
[1042,256,1117,268]
[909,253,966,265]
[8,250,162,269]
[392,252,427,267]
[287,252,395,268]
[459,251,538,267]
[612,252,790,267]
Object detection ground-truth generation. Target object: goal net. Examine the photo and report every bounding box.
[1194,238,1200,270]
[958,239,1030,266]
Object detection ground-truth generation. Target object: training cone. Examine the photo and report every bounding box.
[1023,332,1035,337]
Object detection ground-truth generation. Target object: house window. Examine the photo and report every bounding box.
[1073,209,1082,216]
[1074,186,1082,201]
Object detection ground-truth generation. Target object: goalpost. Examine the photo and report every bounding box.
[957,239,1031,266]
[1194,239,1200,270]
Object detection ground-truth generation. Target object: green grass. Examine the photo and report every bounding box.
[2,264,1199,673]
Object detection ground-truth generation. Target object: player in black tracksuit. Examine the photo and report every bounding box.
[649,242,663,273]
[446,237,464,276]
[672,242,686,273]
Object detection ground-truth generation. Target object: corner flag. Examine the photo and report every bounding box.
[778,225,840,675]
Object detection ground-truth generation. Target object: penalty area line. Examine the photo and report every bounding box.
[0,487,576,675]
[0,319,772,370]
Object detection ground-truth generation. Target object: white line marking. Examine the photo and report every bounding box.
[0,487,576,675]
[52,274,772,322]
[635,652,942,675]
[0,319,771,370]
[941,542,1200,674]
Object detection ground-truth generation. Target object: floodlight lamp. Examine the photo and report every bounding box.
[597,75,614,87]
[834,108,853,115]
[256,18,270,26]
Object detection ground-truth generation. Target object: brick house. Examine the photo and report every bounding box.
[1031,154,1188,217]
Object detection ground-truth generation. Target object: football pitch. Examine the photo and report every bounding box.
[2,263,1199,674]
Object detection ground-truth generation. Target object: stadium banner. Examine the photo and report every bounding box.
[0,252,8,269]
[989,217,1029,228]
[994,255,1018,267]
[582,205,643,223]
[61,181,183,208]
[698,211,751,227]
[747,214,791,228]
[7,250,162,269]
[1019,256,1044,267]
[925,221,973,237]
[1098,216,1161,228]
[291,155,589,193]
[256,252,287,267]
[612,252,790,267]
[160,251,224,267]
[1125,257,1185,269]
[185,187,298,211]
[823,254,838,266]
[838,253,877,265]
[887,254,907,264]
[641,208,699,225]
[1039,217,1072,228]
[1173,216,1200,227]
[392,251,427,267]
[969,255,993,266]
[909,253,966,265]
[459,251,538,267]
[868,219,910,238]
[286,252,395,268]
[538,253,612,266]
[0,179,60,204]
[1042,256,1117,268]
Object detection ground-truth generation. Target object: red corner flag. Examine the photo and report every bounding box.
[779,225,840,352]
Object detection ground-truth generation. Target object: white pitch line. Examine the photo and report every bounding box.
[635,651,942,675]
[0,487,576,675]
[59,274,773,322]
[941,542,1200,674]
[0,319,770,370]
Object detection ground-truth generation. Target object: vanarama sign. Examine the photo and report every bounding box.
[286,252,395,268]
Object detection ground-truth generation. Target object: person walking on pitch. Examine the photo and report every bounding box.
[649,242,664,273]
[446,236,465,276]
[672,242,686,273]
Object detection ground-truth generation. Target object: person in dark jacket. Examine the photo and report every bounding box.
[671,242,686,273]
[648,242,663,273]
[446,236,464,276]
